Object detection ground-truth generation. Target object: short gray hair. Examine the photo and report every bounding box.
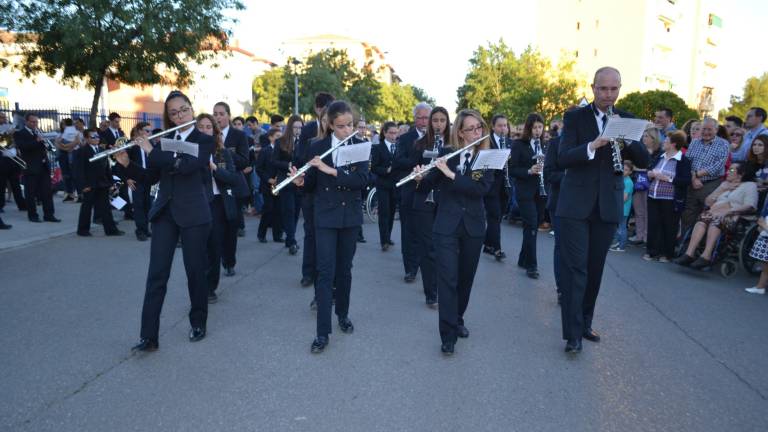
[413,102,432,117]
[701,117,718,128]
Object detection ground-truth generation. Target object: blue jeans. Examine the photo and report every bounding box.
[613,215,628,248]
[250,170,264,212]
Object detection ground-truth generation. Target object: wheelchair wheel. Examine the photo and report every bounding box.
[366,187,378,223]
[675,227,694,258]
[720,260,737,278]
[739,224,762,276]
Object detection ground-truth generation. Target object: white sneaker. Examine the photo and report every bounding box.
[610,246,626,252]
[745,287,766,295]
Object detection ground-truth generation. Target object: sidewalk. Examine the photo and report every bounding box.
[0,193,124,251]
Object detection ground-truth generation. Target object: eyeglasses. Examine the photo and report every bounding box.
[88,135,100,139]
[143,128,152,133]
[461,125,484,134]
[168,106,192,118]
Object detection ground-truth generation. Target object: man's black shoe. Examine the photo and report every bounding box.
[300,276,313,287]
[426,298,438,309]
[131,338,158,352]
[583,328,601,343]
[457,325,469,338]
[28,216,41,223]
[441,342,455,356]
[311,336,328,353]
[43,216,61,223]
[526,268,540,279]
[338,317,354,334]
[189,327,206,342]
[0,223,11,230]
[258,237,267,243]
[565,339,582,354]
[77,231,92,237]
[237,228,246,238]
[224,267,236,277]
[404,272,416,283]
[136,232,148,241]
[106,230,125,236]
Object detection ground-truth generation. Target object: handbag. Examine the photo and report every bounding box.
[634,171,649,191]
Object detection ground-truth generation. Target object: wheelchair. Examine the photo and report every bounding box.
[676,214,762,277]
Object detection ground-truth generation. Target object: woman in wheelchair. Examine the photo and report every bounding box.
[675,162,759,269]
[746,200,768,295]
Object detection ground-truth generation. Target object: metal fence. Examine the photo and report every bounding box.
[2,102,163,133]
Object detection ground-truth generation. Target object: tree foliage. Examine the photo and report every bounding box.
[371,83,419,123]
[457,40,580,124]
[252,67,285,121]
[616,90,699,126]
[1,0,243,126]
[718,73,768,122]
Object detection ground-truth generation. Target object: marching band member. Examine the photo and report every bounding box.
[509,113,547,279]
[370,121,399,251]
[127,122,154,241]
[197,113,241,303]
[126,90,214,352]
[271,114,304,255]
[409,107,452,308]
[413,109,492,356]
[74,129,123,237]
[14,113,59,223]
[482,114,510,261]
[255,128,284,243]
[290,100,370,354]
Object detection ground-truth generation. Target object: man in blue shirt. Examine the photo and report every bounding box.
[654,108,676,142]
[733,107,768,162]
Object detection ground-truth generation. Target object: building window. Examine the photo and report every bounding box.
[594,48,598,57]
[708,14,723,28]
[576,21,580,30]
[595,19,599,29]
[574,50,579,58]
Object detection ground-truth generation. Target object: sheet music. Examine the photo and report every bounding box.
[471,149,511,170]
[110,196,127,210]
[333,141,371,166]
[160,138,199,157]
[603,118,649,142]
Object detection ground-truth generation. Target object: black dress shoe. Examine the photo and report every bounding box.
[309,298,317,310]
[106,230,125,236]
[0,223,11,230]
[494,250,506,261]
[300,276,313,287]
[28,217,42,223]
[564,338,582,354]
[387,240,395,246]
[357,236,366,243]
[404,272,416,283]
[311,336,328,353]
[457,325,469,338]
[224,267,236,277]
[526,268,540,279]
[426,298,438,309]
[289,244,299,255]
[381,244,390,251]
[258,237,267,243]
[689,257,712,270]
[136,232,148,241]
[482,245,494,255]
[273,236,284,243]
[583,328,601,343]
[441,342,455,356]
[43,216,61,222]
[208,293,218,304]
[338,317,354,334]
[77,231,92,237]
[131,338,158,352]
[674,254,695,266]
[189,327,206,342]
[237,228,245,238]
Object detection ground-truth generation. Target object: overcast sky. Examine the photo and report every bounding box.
[230,0,767,115]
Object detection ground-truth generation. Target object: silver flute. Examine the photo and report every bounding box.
[396,134,489,188]
[272,132,358,195]
[532,138,547,196]
[606,106,624,174]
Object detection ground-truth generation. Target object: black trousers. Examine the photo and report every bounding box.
[279,187,299,247]
[132,182,152,235]
[221,198,239,269]
[315,226,358,337]
[483,193,502,250]
[0,162,25,210]
[257,192,282,240]
[517,198,542,270]
[23,171,54,219]
[399,187,417,274]
[207,197,227,294]
[140,208,211,340]
[558,210,616,342]
[413,210,437,302]
[77,187,117,234]
[301,193,316,281]
[377,187,396,246]
[647,198,678,259]
[434,220,483,344]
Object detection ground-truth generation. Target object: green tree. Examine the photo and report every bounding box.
[616,90,699,126]
[719,73,768,122]
[277,50,381,120]
[1,0,243,127]
[252,67,285,120]
[370,83,419,123]
[456,41,580,123]
[411,86,435,106]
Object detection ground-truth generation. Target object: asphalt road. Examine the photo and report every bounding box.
[1,211,767,431]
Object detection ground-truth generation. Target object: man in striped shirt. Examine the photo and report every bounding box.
[681,117,730,233]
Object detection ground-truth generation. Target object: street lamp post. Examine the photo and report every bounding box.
[291,59,301,115]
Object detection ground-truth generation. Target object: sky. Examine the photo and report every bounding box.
[229,0,767,116]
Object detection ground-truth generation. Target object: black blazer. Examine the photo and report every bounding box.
[14,128,49,175]
[203,147,241,221]
[145,128,214,228]
[255,143,276,194]
[486,134,509,197]
[222,128,251,199]
[296,120,319,167]
[270,142,300,192]
[392,128,420,182]
[74,145,112,191]
[409,136,443,213]
[420,148,494,237]
[556,104,650,223]
[649,152,692,211]
[543,136,564,212]
[303,135,370,229]
[509,138,545,201]
[127,144,156,184]
[370,140,398,190]
[99,128,125,148]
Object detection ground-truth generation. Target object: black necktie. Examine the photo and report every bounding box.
[461,153,471,175]
[601,114,608,132]
[114,130,119,139]
[534,139,541,154]
[390,142,396,155]
[175,133,181,141]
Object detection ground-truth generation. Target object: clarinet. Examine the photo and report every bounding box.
[501,136,512,188]
[606,106,624,174]
[532,138,547,196]
[424,134,442,204]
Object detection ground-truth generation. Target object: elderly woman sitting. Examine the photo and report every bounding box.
[675,162,758,269]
